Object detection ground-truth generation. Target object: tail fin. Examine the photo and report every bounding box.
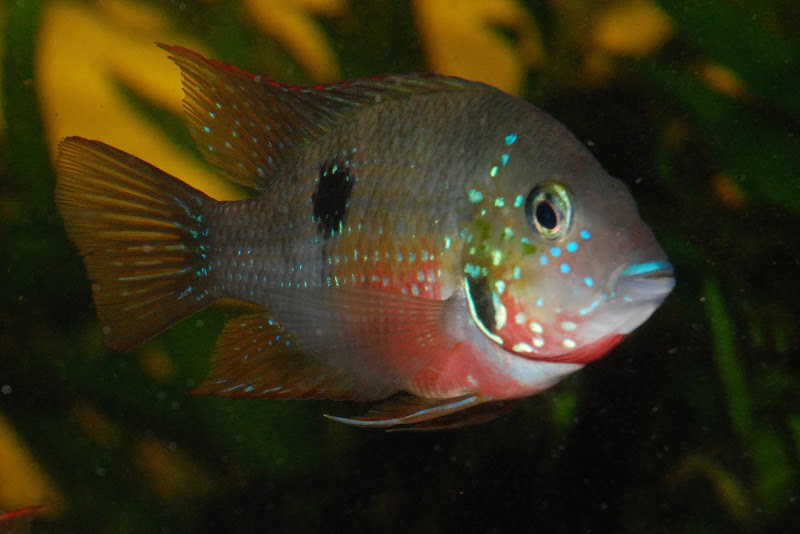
[55,137,218,351]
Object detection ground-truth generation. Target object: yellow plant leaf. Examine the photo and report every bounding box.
[700,62,746,98]
[591,0,672,57]
[139,343,176,384]
[413,0,544,95]
[72,400,122,448]
[0,412,62,517]
[711,172,747,210]
[243,0,347,82]
[135,437,213,501]
[37,0,241,200]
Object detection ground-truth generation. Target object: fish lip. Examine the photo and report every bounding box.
[614,259,676,302]
[619,260,674,279]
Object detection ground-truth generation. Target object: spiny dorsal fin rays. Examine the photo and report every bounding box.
[159,44,480,191]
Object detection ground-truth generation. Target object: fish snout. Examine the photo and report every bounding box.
[613,260,675,305]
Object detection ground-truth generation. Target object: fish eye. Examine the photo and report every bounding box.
[524,182,572,240]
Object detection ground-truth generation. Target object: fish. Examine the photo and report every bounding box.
[55,44,675,429]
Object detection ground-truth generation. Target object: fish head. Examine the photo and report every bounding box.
[460,115,674,364]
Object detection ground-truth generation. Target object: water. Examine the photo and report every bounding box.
[1,1,798,532]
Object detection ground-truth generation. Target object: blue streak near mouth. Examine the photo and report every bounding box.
[620,260,673,277]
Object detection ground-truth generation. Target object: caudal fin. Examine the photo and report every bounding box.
[55,137,218,350]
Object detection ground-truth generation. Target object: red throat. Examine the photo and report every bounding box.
[531,333,625,364]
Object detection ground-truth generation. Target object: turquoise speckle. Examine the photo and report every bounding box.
[495,280,506,294]
[536,296,544,307]
[203,126,210,133]
[539,255,548,265]
[560,263,571,274]
[513,266,521,279]
[490,166,498,177]
[550,247,562,257]
[584,276,594,287]
[514,194,524,208]
[501,153,510,166]
[567,242,578,253]
[494,197,505,207]
[468,189,483,203]
[505,133,517,146]
[581,229,591,240]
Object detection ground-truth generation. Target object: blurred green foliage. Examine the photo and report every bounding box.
[1,0,799,533]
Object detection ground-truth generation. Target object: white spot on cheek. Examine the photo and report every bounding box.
[529,322,543,334]
[532,337,545,348]
[513,342,534,353]
[561,321,577,332]
[514,312,526,325]
[493,291,507,330]
[562,339,576,349]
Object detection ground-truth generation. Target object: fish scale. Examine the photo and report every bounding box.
[55,44,674,429]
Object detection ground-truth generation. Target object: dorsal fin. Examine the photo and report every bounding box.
[158,44,478,190]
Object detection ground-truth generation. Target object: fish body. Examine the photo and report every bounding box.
[55,45,674,428]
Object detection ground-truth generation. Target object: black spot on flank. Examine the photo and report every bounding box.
[312,160,354,238]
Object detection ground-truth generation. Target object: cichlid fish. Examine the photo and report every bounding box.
[55,44,674,429]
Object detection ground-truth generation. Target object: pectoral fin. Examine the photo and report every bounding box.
[194,312,395,401]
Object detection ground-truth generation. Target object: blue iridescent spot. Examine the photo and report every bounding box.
[566,242,578,253]
[505,133,517,146]
[536,297,544,307]
[203,126,210,133]
[550,247,562,257]
[560,263,571,274]
[620,260,672,277]
[500,153,510,166]
[514,194,524,208]
[580,230,591,240]
[539,255,548,265]
[584,276,594,287]
[468,189,483,203]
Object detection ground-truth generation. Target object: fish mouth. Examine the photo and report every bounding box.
[616,260,675,302]
[603,259,674,335]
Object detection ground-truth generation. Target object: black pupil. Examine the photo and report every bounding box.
[535,199,558,230]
